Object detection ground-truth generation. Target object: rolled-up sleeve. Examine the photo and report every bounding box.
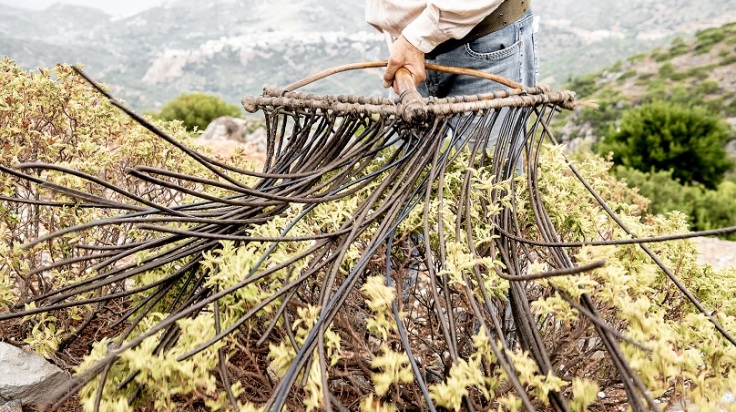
[402,0,505,53]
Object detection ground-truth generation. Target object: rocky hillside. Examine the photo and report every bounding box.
[2,0,736,111]
[0,1,387,110]
[558,22,736,151]
[536,0,736,85]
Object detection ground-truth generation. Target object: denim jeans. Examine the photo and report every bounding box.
[420,10,539,157]
[422,10,538,98]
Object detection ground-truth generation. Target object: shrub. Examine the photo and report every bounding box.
[612,166,700,217]
[598,101,734,189]
[613,166,736,240]
[2,59,736,412]
[567,72,601,98]
[694,179,736,237]
[0,58,255,356]
[155,92,244,133]
[694,25,730,54]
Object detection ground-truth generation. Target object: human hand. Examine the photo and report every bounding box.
[383,35,426,94]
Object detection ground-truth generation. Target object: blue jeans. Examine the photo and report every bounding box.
[422,10,538,98]
[420,10,539,159]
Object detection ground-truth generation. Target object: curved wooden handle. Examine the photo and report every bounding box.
[282,61,524,93]
[394,68,418,97]
[394,68,427,123]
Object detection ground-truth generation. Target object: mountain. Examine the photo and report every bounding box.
[2,0,736,111]
[536,0,736,85]
[0,1,387,110]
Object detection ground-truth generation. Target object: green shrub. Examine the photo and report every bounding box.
[693,180,736,237]
[658,62,675,78]
[667,36,690,58]
[568,72,601,98]
[617,70,637,82]
[696,79,720,95]
[612,166,700,217]
[613,166,736,240]
[155,92,244,133]
[694,26,728,54]
[598,101,734,189]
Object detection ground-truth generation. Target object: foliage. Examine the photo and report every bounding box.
[612,166,736,240]
[2,58,736,412]
[518,146,736,410]
[567,72,603,98]
[155,92,244,133]
[694,23,736,54]
[597,101,734,189]
[0,57,255,369]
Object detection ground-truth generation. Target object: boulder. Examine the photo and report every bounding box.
[200,116,250,143]
[0,343,68,406]
[0,400,21,412]
[199,116,267,163]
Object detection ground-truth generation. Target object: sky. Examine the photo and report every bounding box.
[0,0,164,16]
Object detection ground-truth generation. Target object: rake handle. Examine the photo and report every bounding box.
[395,67,427,123]
[283,61,524,92]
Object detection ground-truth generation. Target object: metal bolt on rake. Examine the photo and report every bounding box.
[0,62,734,411]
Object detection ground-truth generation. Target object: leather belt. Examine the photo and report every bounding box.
[426,0,531,58]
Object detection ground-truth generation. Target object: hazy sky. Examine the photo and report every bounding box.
[0,0,164,16]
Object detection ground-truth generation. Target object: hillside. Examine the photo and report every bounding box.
[536,0,736,85]
[558,22,736,151]
[1,0,736,111]
[0,1,387,110]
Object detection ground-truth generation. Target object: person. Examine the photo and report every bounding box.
[365,0,538,100]
[367,0,539,165]
[366,1,538,346]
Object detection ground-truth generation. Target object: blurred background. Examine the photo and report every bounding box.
[1,0,733,111]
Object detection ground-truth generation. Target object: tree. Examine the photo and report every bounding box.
[598,101,734,189]
[156,92,244,132]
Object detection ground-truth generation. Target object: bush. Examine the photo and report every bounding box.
[612,166,700,216]
[693,24,733,54]
[598,101,734,189]
[2,59,736,412]
[0,58,255,357]
[613,166,736,240]
[694,179,736,236]
[155,92,244,133]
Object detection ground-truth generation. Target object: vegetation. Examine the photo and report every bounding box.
[0,58,255,356]
[567,22,736,118]
[1,59,735,411]
[155,92,244,133]
[560,21,736,239]
[597,101,733,189]
[612,167,736,240]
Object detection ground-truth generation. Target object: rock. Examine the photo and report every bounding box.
[201,116,250,143]
[0,400,22,412]
[199,116,268,164]
[0,343,69,406]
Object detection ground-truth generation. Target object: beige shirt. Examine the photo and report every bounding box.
[365,0,505,53]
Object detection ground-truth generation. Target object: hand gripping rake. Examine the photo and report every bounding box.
[1,62,734,412]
